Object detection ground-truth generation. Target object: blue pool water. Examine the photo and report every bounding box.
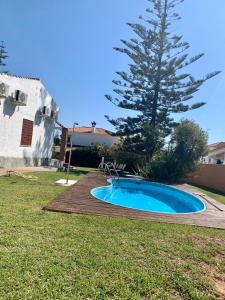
[91,178,205,214]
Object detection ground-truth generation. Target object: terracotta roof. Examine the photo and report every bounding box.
[209,142,225,151]
[68,127,115,136]
[0,72,40,81]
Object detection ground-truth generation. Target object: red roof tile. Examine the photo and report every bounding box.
[68,127,115,136]
[209,142,225,150]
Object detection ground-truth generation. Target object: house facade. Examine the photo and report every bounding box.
[0,73,59,168]
[203,142,225,164]
[67,122,119,148]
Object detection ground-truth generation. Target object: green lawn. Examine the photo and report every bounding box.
[190,185,225,205]
[0,170,225,300]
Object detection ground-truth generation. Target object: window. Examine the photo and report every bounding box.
[20,119,33,147]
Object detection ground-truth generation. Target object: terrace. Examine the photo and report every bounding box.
[46,171,225,229]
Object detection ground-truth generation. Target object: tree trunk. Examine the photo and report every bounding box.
[148,0,168,162]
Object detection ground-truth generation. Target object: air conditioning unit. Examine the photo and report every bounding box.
[0,82,9,98]
[40,106,50,118]
[13,90,28,106]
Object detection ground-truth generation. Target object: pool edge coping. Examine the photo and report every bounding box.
[45,172,225,230]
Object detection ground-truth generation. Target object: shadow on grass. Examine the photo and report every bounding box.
[189,183,225,197]
[2,169,93,189]
[61,169,91,176]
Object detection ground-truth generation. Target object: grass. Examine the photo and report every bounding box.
[72,166,98,172]
[190,184,225,205]
[0,170,224,299]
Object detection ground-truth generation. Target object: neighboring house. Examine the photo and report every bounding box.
[0,73,59,168]
[202,142,225,164]
[67,121,120,148]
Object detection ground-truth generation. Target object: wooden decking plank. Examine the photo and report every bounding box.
[45,172,225,229]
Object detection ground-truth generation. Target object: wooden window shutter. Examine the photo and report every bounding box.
[20,119,33,147]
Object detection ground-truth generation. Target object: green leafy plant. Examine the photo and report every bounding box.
[140,120,208,181]
[0,41,8,72]
[65,144,110,168]
[105,0,220,162]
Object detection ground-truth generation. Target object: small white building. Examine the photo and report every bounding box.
[67,122,120,148]
[0,73,59,168]
[203,142,225,164]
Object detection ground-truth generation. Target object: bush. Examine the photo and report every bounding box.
[171,119,208,167]
[65,143,144,171]
[110,148,145,173]
[140,150,182,181]
[65,144,110,168]
[140,120,208,181]
[107,141,145,172]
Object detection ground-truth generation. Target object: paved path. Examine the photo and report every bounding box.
[45,172,225,229]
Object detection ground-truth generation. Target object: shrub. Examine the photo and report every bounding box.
[109,142,145,172]
[140,150,182,181]
[110,150,145,172]
[65,144,110,168]
[140,120,208,181]
[171,119,208,168]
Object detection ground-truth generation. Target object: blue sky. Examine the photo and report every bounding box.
[0,0,224,143]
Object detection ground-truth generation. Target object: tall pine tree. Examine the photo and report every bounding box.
[0,41,8,72]
[105,0,220,161]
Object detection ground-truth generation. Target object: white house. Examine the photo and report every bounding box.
[0,72,59,168]
[67,122,120,148]
[203,142,225,164]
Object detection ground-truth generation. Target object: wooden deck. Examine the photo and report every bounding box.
[45,172,225,229]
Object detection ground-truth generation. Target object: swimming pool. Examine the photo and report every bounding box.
[91,178,205,214]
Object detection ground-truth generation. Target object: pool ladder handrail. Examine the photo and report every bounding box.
[104,162,120,179]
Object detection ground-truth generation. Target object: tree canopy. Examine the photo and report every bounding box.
[0,41,8,72]
[141,120,208,180]
[105,0,220,161]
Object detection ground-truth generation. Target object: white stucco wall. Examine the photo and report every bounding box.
[69,132,119,148]
[203,147,225,165]
[0,73,59,167]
